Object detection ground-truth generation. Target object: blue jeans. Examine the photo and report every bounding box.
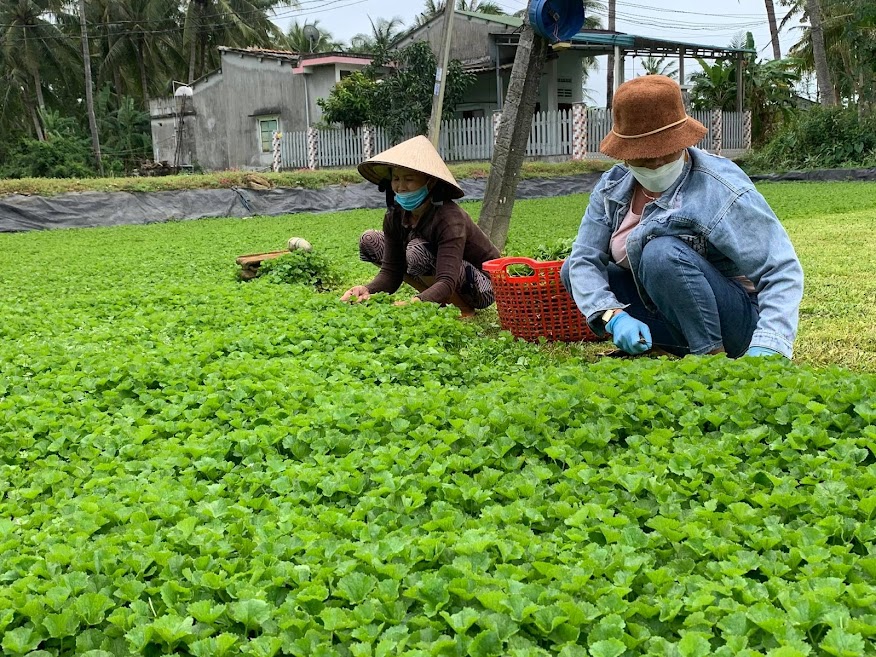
[562,236,759,357]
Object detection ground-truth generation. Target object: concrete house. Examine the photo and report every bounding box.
[149,47,372,171]
[150,11,596,172]
[394,10,588,118]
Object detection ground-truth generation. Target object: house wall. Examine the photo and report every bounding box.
[398,15,588,118]
[396,14,518,64]
[207,53,307,170]
[453,71,510,118]
[149,97,197,167]
[149,115,178,165]
[455,51,585,116]
[190,73,228,170]
[306,66,343,126]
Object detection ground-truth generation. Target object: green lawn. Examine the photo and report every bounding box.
[1,183,875,656]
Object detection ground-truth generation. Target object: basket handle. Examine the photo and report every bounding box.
[483,257,565,283]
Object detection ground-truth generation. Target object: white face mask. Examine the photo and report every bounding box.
[627,155,685,193]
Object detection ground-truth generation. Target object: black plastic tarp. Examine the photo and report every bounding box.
[0,174,605,233]
[2,167,874,233]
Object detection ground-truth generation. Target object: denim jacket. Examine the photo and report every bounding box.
[566,147,804,357]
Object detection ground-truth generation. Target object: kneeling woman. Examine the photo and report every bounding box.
[340,136,499,316]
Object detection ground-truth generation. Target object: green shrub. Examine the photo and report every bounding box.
[0,134,95,179]
[256,250,340,291]
[743,106,876,172]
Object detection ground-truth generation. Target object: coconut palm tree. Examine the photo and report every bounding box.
[349,16,405,54]
[92,0,182,104]
[639,55,678,79]
[804,0,837,105]
[0,0,79,140]
[456,0,505,13]
[183,0,298,83]
[284,20,340,53]
[417,0,505,26]
[764,0,782,59]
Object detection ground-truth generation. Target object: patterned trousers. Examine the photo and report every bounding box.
[359,229,495,309]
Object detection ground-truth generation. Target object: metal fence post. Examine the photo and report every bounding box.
[572,102,588,160]
[711,109,723,157]
[307,126,319,170]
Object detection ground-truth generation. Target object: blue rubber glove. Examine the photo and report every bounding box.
[745,346,783,357]
[606,311,652,355]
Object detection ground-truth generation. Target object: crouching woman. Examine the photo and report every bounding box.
[340,136,500,316]
[562,75,804,358]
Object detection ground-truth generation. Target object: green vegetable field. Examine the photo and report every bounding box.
[1,183,875,656]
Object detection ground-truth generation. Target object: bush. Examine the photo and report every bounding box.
[0,134,95,179]
[256,250,340,291]
[743,106,876,172]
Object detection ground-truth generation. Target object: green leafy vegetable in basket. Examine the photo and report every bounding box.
[532,237,574,261]
[506,263,536,277]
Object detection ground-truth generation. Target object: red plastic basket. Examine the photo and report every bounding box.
[483,257,601,343]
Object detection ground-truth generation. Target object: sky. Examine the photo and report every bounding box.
[270,0,808,105]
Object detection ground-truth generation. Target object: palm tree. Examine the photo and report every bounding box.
[284,20,340,53]
[764,0,782,59]
[781,0,876,108]
[349,16,405,54]
[0,0,79,140]
[93,0,182,104]
[78,0,103,174]
[456,0,505,13]
[804,0,836,105]
[418,0,504,25]
[639,56,678,79]
[183,0,298,83]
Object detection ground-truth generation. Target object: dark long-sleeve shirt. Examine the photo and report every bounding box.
[365,201,500,304]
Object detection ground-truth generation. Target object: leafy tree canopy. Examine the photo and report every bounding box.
[317,41,475,142]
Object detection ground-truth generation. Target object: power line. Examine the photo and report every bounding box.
[0,0,369,32]
[0,0,371,45]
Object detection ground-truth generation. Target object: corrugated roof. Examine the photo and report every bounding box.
[218,46,299,63]
[568,30,755,58]
[454,10,523,29]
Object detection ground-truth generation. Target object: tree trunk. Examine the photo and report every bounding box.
[188,2,199,84]
[188,36,198,83]
[606,0,616,108]
[80,0,104,175]
[32,67,45,111]
[477,23,548,251]
[30,69,47,141]
[138,38,149,103]
[764,0,782,59]
[806,0,837,105]
[26,97,45,142]
[104,29,124,99]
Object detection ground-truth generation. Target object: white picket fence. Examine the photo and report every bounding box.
[280,107,749,170]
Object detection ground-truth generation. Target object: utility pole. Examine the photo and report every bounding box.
[478,20,548,251]
[79,0,104,176]
[428,0,456,147]
[606,0,616,108]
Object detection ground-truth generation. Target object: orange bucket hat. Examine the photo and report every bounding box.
[600,75,707,161]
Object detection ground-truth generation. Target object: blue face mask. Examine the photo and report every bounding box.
[395,185,430,211]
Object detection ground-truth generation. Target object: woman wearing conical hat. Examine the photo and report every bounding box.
[561,75,803,359]
[340,135,500,316]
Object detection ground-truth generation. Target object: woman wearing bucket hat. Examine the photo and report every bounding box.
[340,135,500,316]
[561,75,803,358]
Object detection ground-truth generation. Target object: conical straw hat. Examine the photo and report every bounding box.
[358,135,464,199]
